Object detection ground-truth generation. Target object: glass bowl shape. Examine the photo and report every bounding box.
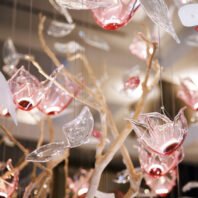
[8,66,43,111]
[139,146,184,178]
[37,75,81,116]
[129,107,188,155]
[92,0,140,30]
[144,169,177,197]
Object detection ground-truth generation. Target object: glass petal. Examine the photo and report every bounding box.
[54,41,85,54]
[95,191,115,198]
[140,0,180,43]
[47,20,75,38]
[26,141,66,162]
[55,0,119,10]
[183,181,198,192]
[2,38,20,67]
[79,31,110,51]
[62,106,94,147]
[0,72,17,125]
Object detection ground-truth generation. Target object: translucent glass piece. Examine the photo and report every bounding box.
[182,181,198,192]
[0,159,19,198]
[178,4,198,27]
[129,107,188,155]
[26,141,66,162]
[79,31,110,51]
[55,0,119,10]
[144,170,177,197]
[47,20,75,38]
[2,38,21,67]
[113,169,130,184]
[54,41,85,54]
[62,106,94,147]
[92,0,140,30]
[129,37,147,60]
[140,0,180,43]
[139,146,183,177]
[38,73,81,116]
[173,0,193,8]
[0,72,17,124]
[8,66,43,111]
[185,34,198,47]
[178,78,198,110]
[95,191,115,198]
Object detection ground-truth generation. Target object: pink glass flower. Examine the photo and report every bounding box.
[178,77,198,111]
[129,107,188,155]
[37,75,81,116]
[91,0,140,30]
[139,146,183,177]
[0,159,19,198]
[8,66,43,111]
[144,169,177,197]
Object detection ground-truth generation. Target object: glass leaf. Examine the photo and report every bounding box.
[0,72,17,125]
[2,38,21,67]
[26,141,66,163]
[182,181,198,192]
[95,191,115,198]
[47,20,75,38]
[140,0,180,43]
[54,41,85,54]
[62,106,94,147]
[178,4,198,27]
[55,0,119,10]
[79,31,110,51]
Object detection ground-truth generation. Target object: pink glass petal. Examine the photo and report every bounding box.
[55,0,119,10]
[129,37,147,60]
[38,74,80,116]
[178,77,198,110]
[8,66,43,111]
[129,108,188,155]
[144,170,177,197]
[92,0,140,30]
[139,146,183,177]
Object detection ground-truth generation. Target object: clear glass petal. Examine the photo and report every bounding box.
[8,66,43,111]
[62,106,94,147]
[2,38,20,67]
[140,0,180,43]
[54,41,85,54]
[0,72,17,124]
[92,0,140,30]
[183,181,198,192]
[79,31,110,51]
[55,0,119,10]
[26,141,66,162]
[47,20,75,38]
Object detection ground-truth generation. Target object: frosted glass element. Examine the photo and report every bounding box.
[178,77,198,110]
[92,0,140,30]
[26,141,66,162]
[0,159,19,198]
[54,41,85,54]
[113,169,130,184]
[62,106,94,147]
[140,0,180,43]
[55,0,119,10]
[144,170,177,197]
[139,146,183,177]
[183,181,198,192]
[185,34,198,47]
[95,191,115,198]
[129,107,188,155]
[129,37,147,60]
[79,31,110,51]
[8,66,43,112]
[0,72,17,124]
[47,20,75,38]
[178,4,198,27]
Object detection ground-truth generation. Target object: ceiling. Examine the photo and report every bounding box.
[0,0,198,165]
